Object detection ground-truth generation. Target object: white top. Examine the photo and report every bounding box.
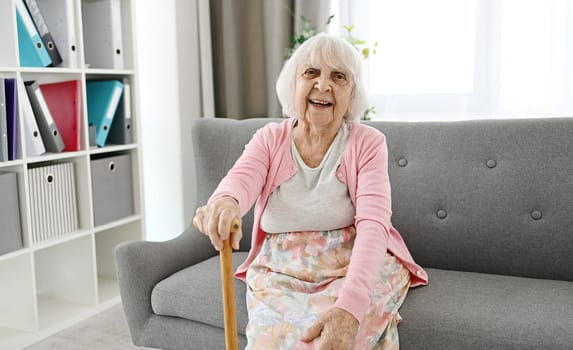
[260,121,356,233]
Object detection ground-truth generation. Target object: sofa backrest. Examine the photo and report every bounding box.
[192,117,573,281]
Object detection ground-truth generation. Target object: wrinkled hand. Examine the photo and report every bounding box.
[300,307,359,350]
[192,196,242,251]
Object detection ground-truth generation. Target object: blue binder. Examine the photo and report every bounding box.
[86,80,124,147]
[16,0,52,67]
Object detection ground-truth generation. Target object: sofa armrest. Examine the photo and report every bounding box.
[115,224,216,343]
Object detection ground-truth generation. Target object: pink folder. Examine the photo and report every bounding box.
[39,80,81,152]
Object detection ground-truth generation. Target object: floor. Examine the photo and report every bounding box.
[23,304,156,350]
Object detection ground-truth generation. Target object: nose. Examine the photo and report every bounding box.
[314,75,332,92]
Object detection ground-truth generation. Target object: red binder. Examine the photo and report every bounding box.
[39,80,81,151]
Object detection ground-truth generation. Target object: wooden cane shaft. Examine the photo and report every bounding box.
[221,220,239,350]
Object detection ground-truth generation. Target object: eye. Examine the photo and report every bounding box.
[303,68,319,78]
[332,71,347,83]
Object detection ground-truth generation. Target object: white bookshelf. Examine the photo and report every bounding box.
[0,0,145,348]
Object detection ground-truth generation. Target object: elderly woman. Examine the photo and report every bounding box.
[193,33,428,349]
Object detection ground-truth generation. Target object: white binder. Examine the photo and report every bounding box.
[37,0,79,68]
[18,79,46,157]
[82,0,124,69]
[25,81,65,153]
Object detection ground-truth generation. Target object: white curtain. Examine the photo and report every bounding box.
[336,0,573,121]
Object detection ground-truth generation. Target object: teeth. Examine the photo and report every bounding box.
[310,99,332,106]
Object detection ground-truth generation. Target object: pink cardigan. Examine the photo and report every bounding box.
[209,118,428,323]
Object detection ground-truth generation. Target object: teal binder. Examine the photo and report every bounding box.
[86,80,124,147]
[16,0,52,67]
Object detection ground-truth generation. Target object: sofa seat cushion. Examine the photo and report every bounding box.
[151,252,249,335]
[151,259,573,349]
[399,268,573,350]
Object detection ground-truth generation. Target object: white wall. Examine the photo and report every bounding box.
[134,1,202,241]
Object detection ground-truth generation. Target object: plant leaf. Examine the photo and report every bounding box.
[326,14,335,25]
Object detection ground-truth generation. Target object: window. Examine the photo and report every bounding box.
[338,0,573,120]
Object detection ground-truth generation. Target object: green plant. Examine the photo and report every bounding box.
[362,106,376,121]
[286,15,378,60]
[342,24,379,59]
[286,15,378,120]
[285,15,334,58]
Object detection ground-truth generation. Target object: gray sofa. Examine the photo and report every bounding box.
[116,117,573,350]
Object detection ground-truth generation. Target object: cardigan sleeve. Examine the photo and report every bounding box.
[334,131,393,323]
[208,126,271,215]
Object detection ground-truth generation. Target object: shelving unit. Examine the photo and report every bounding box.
[0,1,145,348]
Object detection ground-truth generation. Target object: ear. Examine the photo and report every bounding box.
[346,88,356,120]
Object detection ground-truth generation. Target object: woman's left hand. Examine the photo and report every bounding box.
[300,307,359,349]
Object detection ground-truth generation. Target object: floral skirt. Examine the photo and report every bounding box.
[245,227,411,350]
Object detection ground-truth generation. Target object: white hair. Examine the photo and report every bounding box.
[275,33,369,121]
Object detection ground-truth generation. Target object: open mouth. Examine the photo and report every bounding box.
[309,99,333,107]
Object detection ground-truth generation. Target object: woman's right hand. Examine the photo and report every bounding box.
[192,196,242,251]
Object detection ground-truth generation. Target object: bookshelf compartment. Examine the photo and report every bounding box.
[81,0,132,70]
[21,73,88,156]
[34,235,97,329]
[91,152,134,227]
[35,0,82,69]
[86,74,134,147]
[95,221,141,302]
[79,0,135,71]
[0,254,37,332]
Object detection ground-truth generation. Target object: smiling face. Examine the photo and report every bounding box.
[294,59,354,129]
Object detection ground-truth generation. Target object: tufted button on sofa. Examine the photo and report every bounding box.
[530,209,543,220]
[116,117,573,350]
[486,159,497,168]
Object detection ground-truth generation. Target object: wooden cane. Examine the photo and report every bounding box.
[193,216,239,350]
[220,218,240,350]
